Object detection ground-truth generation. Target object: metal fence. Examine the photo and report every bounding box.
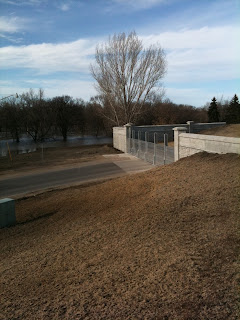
[127,130,174,165]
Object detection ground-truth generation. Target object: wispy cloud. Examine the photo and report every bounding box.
[112,0,165,10]
[0,16,28,33]
[0,15,29,42]
[141,25,240,82]
[0,0,45,6]
[105,0,167,13]
[141,26,238,50]
[1,25,239,81]
[58,3,70,11]
[0,38,96,73]
[0,32,23,43]
[0,24,239,103]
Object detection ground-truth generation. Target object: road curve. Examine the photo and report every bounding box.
[0,155,153,198]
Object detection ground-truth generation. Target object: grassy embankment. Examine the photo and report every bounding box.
[0,151,239,319]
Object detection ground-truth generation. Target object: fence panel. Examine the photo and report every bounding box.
[128,130,174,166]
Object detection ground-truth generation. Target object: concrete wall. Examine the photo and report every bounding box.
[191,122,227,133]
[113,121,226,152]
[174,127,240,161]
[132,122,226,142]
[113,126,127,153]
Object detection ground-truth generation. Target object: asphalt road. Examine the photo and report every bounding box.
[0,162,125,198]
[0,155,153,199]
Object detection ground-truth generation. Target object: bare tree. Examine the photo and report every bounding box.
[90,31,166,125]
[21,89,53,142]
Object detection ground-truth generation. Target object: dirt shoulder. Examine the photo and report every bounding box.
[0,144,121,176]
[1,152,239,319]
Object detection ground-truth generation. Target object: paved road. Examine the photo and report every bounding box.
[0,155,153,198]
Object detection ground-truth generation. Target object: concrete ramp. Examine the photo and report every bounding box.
[103,154,153,173]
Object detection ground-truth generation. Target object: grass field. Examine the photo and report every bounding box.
[1,152,239,319]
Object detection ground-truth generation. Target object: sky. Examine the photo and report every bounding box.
[0,0,239,107]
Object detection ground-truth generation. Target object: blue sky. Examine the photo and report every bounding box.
[0,0,239,107]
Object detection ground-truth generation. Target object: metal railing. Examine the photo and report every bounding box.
[127,130,174,166]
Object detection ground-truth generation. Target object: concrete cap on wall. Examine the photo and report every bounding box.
[173,127,188,131]
[124,123,134,127]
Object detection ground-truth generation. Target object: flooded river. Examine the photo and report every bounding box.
[0,135,113,157]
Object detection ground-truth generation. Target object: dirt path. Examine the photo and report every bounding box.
[0,152,239,319]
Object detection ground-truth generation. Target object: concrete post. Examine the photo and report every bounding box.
[173,127,187,161]
[124,123,133,153]
[186,121,194,133]
[0,198,16,228]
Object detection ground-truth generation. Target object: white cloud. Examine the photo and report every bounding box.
[0,16,28,33]
[142,25,240,82]
[0,0,45,6]
[1,24,239,83]
[0,24,239,106]
[141,26,238,50]
[58,3,70,11]
[0,38,96,73]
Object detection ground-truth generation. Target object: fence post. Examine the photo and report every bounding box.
[124,123,133,153]
[186,121,194,133]
[132,130,135,155]
[173,127,187,161]
[153,132,157,165]
[144,131,148,162]
[137,131,141,157]
[163,133,168,165]
[41,143,44,161]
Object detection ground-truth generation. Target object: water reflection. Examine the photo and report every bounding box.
[0,135,113,157]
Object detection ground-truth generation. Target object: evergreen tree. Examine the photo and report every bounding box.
[208,97,219,122]
[226,94,240,124]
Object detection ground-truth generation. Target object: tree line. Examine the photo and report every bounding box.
[1,88,238,144]
[207,94,240,123]
[2,32,239,144]
[1,32,239,144]
[0,89,106,143]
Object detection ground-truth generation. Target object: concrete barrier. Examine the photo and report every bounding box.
[173,128,240,161]
[0,198,16,228]
[113,121,226,153]
[113,124,132,153]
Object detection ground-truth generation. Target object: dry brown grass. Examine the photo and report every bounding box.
[199,124,240,137]
[0,152,240,319]
[0,144,121,176]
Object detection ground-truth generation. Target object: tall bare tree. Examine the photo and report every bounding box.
[90,31,166,125]
[21,89,53,142]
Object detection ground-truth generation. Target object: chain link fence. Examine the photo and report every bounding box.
[127,130,174,165]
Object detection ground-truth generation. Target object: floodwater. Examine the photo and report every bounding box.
[0,135,113,157]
